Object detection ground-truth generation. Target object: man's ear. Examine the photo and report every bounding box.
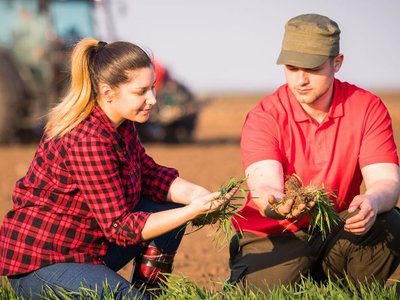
[334,54,344,73]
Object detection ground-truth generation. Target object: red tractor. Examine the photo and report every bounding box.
[135,60,200,143]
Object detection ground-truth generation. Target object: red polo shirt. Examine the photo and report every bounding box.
[233,79,398,236]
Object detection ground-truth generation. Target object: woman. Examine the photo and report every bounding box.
[0,38,232,299]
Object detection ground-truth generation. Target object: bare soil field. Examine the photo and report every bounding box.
[0,92,399,288]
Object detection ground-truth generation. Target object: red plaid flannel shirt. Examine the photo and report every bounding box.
[0,107,178,276]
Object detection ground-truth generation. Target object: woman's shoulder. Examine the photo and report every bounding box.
[52,111,115,153]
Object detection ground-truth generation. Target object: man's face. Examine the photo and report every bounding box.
[284,55,343,107]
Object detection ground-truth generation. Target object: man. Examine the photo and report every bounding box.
[229,13,400,292]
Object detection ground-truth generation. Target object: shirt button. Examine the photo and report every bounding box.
[112,223,118,228]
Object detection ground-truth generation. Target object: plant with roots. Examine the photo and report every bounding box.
[271,174,340,240]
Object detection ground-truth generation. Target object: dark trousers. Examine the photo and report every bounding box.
[228,208,400,292]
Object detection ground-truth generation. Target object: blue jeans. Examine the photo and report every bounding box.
[8,199,185,299]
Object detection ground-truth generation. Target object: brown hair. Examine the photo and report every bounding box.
[45,37,153,138]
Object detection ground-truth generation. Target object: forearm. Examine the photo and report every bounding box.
[346,177,399,235]
[365,179,400,214]
[140,205,195,240]
[141,191,222,240]
[362,163,400,214]
[167,177,210,205]
[245,160,284,216]
[250,186,283,215]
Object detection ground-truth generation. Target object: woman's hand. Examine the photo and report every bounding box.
[141,186,240,240]
[188,192,223,219]
[188,186,240,219]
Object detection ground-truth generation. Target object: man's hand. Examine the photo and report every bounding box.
[344,194,378,235]
[345,163,400,235]
[254,194,310,219]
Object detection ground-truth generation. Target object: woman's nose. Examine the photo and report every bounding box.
[146,90,157,105]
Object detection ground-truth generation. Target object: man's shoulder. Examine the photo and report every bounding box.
[334,80,384,116]
[336,80,379,102]
[332,80,392,133]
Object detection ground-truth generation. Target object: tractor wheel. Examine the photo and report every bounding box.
[163,113,197,144]
[0,48,29,143]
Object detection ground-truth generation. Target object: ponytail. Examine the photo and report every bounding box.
[45,38,98,138]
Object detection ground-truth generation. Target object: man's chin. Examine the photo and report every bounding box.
[295,95,316,104]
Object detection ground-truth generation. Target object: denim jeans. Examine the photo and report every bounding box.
[8,199,185,300]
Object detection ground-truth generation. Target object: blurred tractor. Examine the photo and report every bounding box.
[0,0,95,143]
[0,0,201,144]
[135,60,201,144]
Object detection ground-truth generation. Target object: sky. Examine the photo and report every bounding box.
[94,0,400,93]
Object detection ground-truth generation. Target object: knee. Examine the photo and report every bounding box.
[378,208,400,251]
[230,255,313,293]
[379,207,400,229]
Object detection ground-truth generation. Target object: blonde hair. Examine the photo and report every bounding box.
[45,37,153,138]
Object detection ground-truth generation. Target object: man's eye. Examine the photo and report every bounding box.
[309,67,320,72]
[287,66,298,71]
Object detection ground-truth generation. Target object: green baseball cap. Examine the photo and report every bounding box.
[277,14,341,68]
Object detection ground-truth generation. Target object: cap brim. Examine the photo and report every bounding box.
[277,49,329,68]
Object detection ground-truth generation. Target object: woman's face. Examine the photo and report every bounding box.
[105,67,157,127]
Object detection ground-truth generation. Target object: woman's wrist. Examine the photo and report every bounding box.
[181,201,201,221]
[187,186,211,204]
[168,177,209,205]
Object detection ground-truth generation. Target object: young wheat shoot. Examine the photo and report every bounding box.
[189,177,247,247]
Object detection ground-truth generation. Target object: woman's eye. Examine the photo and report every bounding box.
[136,90,146,96]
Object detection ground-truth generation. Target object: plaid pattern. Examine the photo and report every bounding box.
[0,107,179,276]
[132,245,175,285]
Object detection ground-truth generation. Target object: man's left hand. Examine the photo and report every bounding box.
[344,194,378,235]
